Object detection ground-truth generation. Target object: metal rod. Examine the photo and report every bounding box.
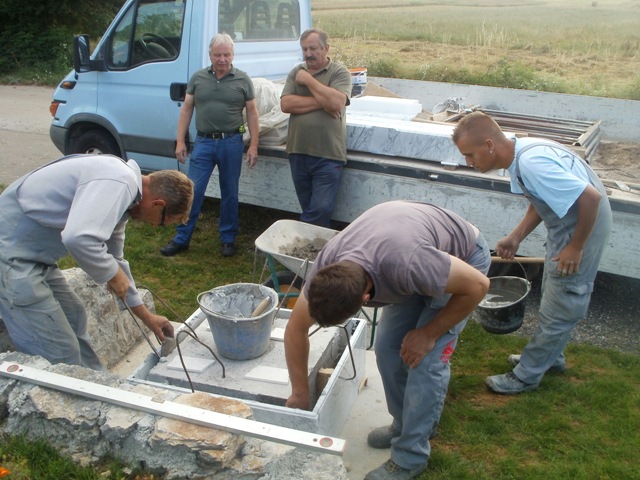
[174,329,226,391]
[137,284,186,324]
[0,362,345,456]
[123,302,161,359]
[309,320,358,382]
[575,120,602,147]
[337,323,357,381]
[480,108,594,127]
[491,256,545,264]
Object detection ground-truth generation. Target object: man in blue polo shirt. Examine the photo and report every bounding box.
[453,111,612,395]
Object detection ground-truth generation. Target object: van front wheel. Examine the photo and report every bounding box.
[70,129,120,157]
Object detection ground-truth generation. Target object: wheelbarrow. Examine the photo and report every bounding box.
[254,219,379,349]
[254,220,338,308]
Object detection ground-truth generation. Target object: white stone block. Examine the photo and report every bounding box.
[347,95,423,120]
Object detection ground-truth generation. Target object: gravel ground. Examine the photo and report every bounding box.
[481,264,640,356]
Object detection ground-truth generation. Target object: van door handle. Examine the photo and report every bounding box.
[170,83,187,102]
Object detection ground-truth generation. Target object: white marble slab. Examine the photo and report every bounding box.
[167,356,216,373]
[270,327,285,341]
[245,366,290,385]
[347,95,423,120]
[346,114,466,165]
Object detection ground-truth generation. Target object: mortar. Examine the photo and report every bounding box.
[476,276,531,334]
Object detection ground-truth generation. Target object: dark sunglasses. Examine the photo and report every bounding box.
[160,206,166,227]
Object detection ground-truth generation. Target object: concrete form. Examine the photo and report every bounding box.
[129,307,367,436]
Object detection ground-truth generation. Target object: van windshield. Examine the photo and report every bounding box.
[109,0,185,69]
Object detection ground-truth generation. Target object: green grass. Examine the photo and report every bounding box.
[2,197,640,478]
[0,435,144,480]
[0,64,70,87]
[427,322,640,479]
[314,0,640,99]
[3,0,639,99]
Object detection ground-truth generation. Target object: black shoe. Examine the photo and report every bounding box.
[367,425,398,449]
[221,242,236,257]
[160,240,188,257]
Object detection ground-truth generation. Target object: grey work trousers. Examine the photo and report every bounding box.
[513,211,612,385]
[0,260,104,370]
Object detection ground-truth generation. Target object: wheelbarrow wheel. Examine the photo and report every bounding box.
[263,271,304,309]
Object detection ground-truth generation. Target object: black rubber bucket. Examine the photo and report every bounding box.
[476,276,531,334]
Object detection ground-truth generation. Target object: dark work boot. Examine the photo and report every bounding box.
[160,240,188,257]
[221,242,236,257]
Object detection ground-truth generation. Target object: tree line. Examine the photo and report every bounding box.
[0,0,125,75]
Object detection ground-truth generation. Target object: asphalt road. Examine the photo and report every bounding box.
[1,84,638,356]
[0,85,60,186]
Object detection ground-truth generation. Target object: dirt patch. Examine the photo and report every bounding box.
[590,141,640,184]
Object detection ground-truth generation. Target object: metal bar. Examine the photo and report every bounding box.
[481,123,582,141]
[575,120,602,147]
[489,117,587,133]
[487,119,586,137]
[123,302,161,359]
[0,362,345,456]
[480,108,595,127]
[337,324,356,381]
[478,108,599,147]
[584,130,603,162]
[491,256,545,264]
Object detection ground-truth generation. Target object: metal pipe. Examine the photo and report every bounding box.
[480,108,594,126]
[491,256,545,264]
[575,120,602,147]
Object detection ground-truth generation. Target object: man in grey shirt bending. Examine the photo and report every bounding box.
[0,154,193,370]
[284,200,491,480]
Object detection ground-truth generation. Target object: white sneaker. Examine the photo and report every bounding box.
[508,354,567,373]
[485,372,539,394]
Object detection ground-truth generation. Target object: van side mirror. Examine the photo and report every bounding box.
[73,35,92,73]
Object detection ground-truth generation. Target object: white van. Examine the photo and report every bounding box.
[49,0,311,171]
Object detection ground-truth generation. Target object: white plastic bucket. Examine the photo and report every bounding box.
[349,67,368,85]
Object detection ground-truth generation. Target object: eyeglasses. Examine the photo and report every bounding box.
[159,206,166,227]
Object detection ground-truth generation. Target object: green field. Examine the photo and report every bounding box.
[312,0,640,99]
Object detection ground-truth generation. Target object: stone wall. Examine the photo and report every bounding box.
[0,352,348,479]
[0,268,349,479]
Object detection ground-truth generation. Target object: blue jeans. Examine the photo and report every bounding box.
[174,134,244,245]
[375,233,491,470]
[288,153,343,227]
